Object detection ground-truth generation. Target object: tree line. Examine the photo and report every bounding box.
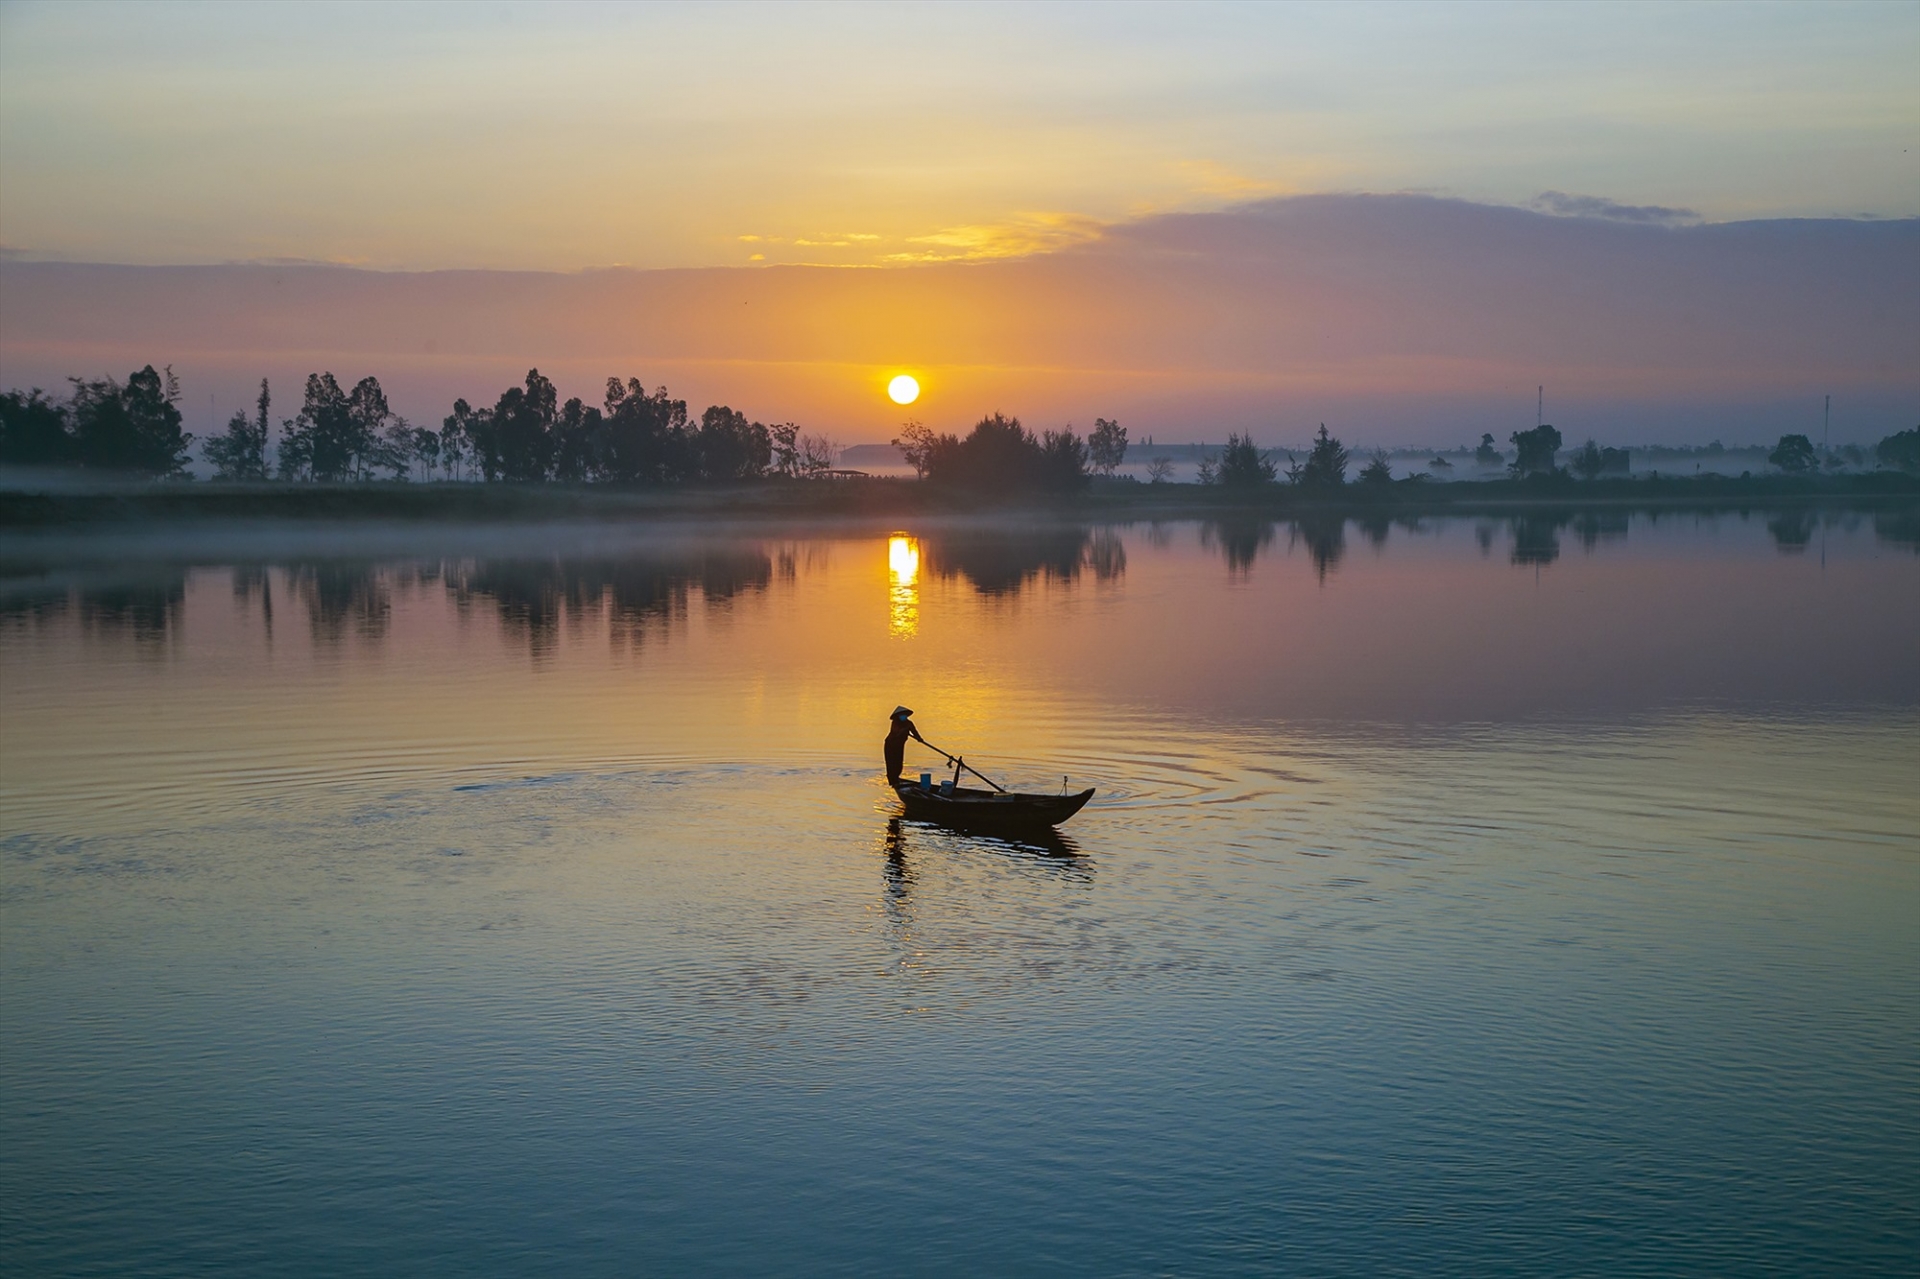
[1174,421,1920,489]
[0,365,842,483]
[6,362,1915,486]
[0,366,195,474]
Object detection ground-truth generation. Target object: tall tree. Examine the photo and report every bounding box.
[439,405,474,479]
[696,405,772,481]
[493,369,558,482]
[445,398,498,481]
[203,378,271,480]
[1088,417,1128,475]
[280,373,354,480]
[1288,424,1349,488]
[601,377,693,483]
[346,377,391,479]
[552,396,603,482]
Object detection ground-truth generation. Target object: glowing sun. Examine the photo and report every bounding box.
[887,374,921,405]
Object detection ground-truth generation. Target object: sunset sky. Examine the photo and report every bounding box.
[1,1,1916,447]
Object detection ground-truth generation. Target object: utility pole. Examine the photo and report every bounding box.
[1538,386,1543,427]
[1823,395,1830,452]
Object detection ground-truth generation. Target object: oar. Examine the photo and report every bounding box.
[913,738,1009,793]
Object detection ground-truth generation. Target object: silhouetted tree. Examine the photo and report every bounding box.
[1874,427,1919,474]
[1145,456,1175,484]
[1216,433,1276,486]
[1088,417,1127,475]
[552,396,602,482]
[1474,433,1503,469]
[601,377,693,483]
[493,369,558,482]
[1508,424,1562,477]
[204,378,272,480]
[696,404,771,481]
[437,412,468,479]
[67,365,192,474]
[1769,433,1816,474]
[798,430,837,473]
[278,373,352,480]
[1428,455,1454,476]
[906,413,1087,491]
[1358,450,1394,484]
[444,398,497,480]
[0,388,73,466]
[1288,424,1348,488]
[409,425,441,480]
[892,420,941,478]
[371,417,415,480]
[1569,438,1606,481]
[770,422,801,477]
[1039,426,1090,489]
[947,412,1031,488]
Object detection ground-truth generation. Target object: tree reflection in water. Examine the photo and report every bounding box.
[1573,511,1630,551]
[289,562,393,645]
[1874,508,1919,552]
[1509,513,1565,567]
[447,550,774,657]
[920,525,1121,595]
[1203,518,1275,576]
[0,571,187,646]
[1290,515,1346,582]
[1766,510,1818,554]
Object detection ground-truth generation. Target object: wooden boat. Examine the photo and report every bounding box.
[893,780,1095,829]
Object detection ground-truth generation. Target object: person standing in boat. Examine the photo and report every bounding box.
[884,706,927,785]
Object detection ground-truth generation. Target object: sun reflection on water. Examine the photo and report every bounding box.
[888,534,920,639]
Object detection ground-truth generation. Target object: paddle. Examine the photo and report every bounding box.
[912,737,1009,794]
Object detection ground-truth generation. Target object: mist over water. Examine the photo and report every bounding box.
[3,512,1917,1276]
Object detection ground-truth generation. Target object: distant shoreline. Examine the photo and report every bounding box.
[2,470,1915,530]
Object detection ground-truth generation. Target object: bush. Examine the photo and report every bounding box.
[897,413,1087,492]
[1217,433,1276,487]
[1357,450,1394,484]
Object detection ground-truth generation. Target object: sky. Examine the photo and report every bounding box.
[1,0,1916,446]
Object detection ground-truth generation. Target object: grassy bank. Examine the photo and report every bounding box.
[2,470,1916,528]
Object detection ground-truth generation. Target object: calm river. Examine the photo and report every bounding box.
[3,509,1916,1276]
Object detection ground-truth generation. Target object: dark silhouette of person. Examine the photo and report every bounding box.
[884,706,926,785]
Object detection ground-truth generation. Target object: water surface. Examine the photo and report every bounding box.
[3,511,1916,1276]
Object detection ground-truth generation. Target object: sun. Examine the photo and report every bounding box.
[887,374,920,405]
